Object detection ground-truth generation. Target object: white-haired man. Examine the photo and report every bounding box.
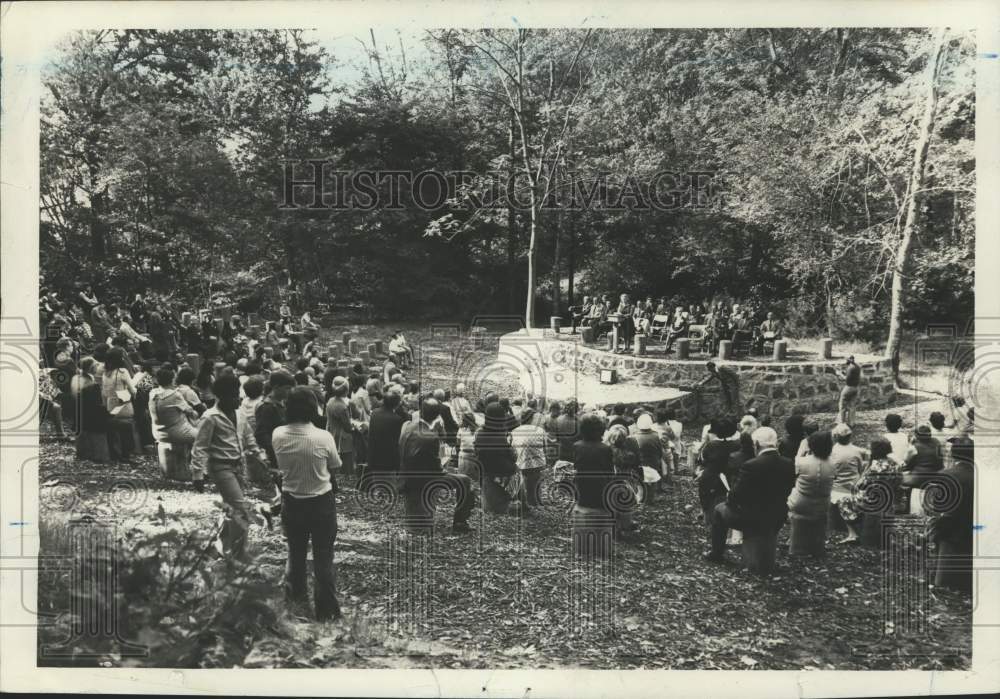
[450,383,475,426]
[704,426,795,563]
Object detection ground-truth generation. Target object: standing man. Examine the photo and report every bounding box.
[837,355,862,427]
[693,361,741,418]
[364,389,407,491]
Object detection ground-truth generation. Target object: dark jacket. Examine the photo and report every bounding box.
[573,440,617,510]
[78,383,110,433]
[903,439,944,487]
[698,437,740,511]
[254,399,286,466]
[727,448,796,532]
[929,462,973,547]
[554,414,578,461]
[399,419,443,493]
[474,429,517,478]
[368,406,406,472]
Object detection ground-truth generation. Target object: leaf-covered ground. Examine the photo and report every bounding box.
[35,326,972,669]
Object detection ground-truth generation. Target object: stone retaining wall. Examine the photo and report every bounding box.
[500,331,895,421]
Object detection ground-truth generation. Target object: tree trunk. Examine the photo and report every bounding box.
[525,203,537,328]
[551,208,562,319]
[886,28,947,383]
[507,110,519,314]
[567,209,576,308]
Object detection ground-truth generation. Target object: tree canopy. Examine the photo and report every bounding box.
[41,28,974,344]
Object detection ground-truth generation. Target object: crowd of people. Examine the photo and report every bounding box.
[38,283,976,623]
[571,295,783,356]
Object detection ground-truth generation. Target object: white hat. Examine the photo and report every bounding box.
[636,414,654,431]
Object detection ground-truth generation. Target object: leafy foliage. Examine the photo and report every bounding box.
[41,28,974,337]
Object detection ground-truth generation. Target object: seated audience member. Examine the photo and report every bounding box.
[175,366,207,417]
[76,379,111,462]
[796,419,820,458]
[755,312,782,354]
[704,427,795,563]
[608,403,631,430]
[688,303,705,325]
[929,436,974,593]
[852,438,905,518]
[632,413,665,488]
[388,333,409,368]
[787,430,836,527]
[696,418,741,521]
[664,308,689,353]
[399,398,475,532]
[830,423,868,544]
[149,364,200,450]
[396,330,415,365]
[729,311,752,354]
[605,423,643,529]
[279,302,292,330]
[901,424,944,513]
[778,415,806,459]
[573,413,619,513]
[739,414,759,436]
[365,388,406,481]
[271,386,342,621]
[883,413,909,465]
[928,411,952,442]
[511,408,548,510]
[571,295,593,333]
[300,311,319,332]
[239,376,266,433]
[555,400,580,462]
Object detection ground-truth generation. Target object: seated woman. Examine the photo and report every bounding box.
[787,430,837,528]
[150,365,201,448]
[475,403,519,514]
[883,413,910,465]
[829,423,868,544]
[605,424,643,530]
[573,414,622,528]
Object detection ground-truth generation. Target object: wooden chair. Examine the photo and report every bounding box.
[650,314,671,340]
[687,324,707,353]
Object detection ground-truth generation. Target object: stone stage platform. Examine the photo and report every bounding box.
[497,329,895,420]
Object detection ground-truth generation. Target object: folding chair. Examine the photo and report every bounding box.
[687,324,707,353]
[650,314,671,340]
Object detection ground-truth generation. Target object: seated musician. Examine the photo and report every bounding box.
[279,302,293,333]
[586,295,610,332]
[632,297,653,335]
[729,309,753,354]
[754,312,782,354]
[571,295,593,333]
[300,311,320,332]
[664,308,689,352]
[688,304,704,325]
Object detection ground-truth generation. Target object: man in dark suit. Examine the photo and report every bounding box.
[704,426,795,562]
[398,398,475,533]
[366,390,406,476]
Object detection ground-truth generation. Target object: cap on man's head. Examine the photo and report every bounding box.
[751,427,778,449]
[915,424,932,439]
[636,414,654,431]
